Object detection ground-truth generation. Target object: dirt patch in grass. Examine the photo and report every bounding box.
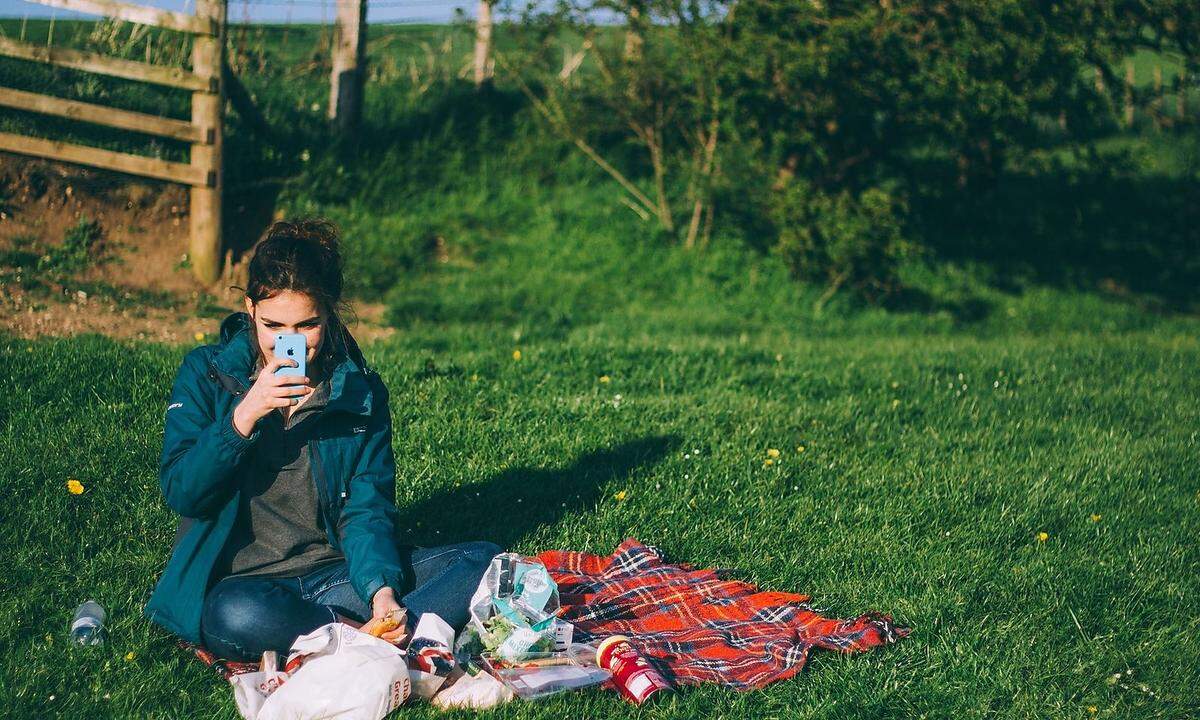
[0,155,395,344]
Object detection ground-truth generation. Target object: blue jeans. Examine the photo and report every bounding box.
[201,541,501,661]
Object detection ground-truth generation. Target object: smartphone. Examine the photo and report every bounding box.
[272,333,306,398]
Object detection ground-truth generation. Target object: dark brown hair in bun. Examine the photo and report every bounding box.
[237,218,357,376]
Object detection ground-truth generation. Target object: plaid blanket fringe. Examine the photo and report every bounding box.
[179,640,260,681]
[536,538,909,691]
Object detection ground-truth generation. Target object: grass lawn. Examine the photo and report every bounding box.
[2,210,1198,718]
[1,18,1198,719]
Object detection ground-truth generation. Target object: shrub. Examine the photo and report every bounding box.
[511,0,1197,302]
[770,182,910,305]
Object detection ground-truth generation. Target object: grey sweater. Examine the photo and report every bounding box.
[214,362,343,579]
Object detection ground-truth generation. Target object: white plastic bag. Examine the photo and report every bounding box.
[230,623,412,720]
[406,613,456,701]
[430,670,514,710]
[231,669,290,720]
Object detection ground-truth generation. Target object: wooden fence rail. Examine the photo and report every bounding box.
[0,87,211,143]
[0,37,215,91]
[0,0,228,283]
[29,0,216,35]
[0,132,212,186]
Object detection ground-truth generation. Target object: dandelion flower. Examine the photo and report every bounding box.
[763,459,775,467]
[124,651,135,662]
[613,490,628,501]
[193,331,205,342]
[766,448,781,459]
[1087,707,1097,715]
[512,349,522,361]
[1089,513,1101,523]
[66,479,84,495]
[1037,531,1049,542]
[599,375,611,383]
[796,445,806,453]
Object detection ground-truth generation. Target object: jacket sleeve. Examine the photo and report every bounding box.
[159,349,261,518]
[339,375,408,607]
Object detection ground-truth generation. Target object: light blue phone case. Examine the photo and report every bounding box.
[273,333,307,384]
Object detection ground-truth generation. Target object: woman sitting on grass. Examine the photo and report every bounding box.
[145,219,500,661]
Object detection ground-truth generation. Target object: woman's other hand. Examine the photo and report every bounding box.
[232,357,314,438]
[367,586,408,644]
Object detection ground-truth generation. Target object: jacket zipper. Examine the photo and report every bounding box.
[307,438,344,547]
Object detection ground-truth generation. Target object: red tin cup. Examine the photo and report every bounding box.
[596,635,673,704]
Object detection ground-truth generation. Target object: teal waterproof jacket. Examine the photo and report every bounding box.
[144,312,407,644]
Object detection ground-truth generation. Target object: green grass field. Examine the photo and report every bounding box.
[2,16,1199,720]
[2,209,1199,717]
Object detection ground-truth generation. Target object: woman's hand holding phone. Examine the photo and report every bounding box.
[231,356,314,438]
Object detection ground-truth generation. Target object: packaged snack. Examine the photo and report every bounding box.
[596,635,673,705]
[456,553,575,663]
[478,646,610,701]
[360,608,405,639]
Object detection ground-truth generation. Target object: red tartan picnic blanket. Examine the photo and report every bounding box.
[536,538,909,691]
[186,538,908,692]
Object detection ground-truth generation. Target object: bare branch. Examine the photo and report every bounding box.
[498,51,661,222]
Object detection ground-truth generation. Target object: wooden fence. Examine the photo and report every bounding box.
[0,0,228,283]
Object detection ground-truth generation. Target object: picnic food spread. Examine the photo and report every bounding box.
[185,540,907,718]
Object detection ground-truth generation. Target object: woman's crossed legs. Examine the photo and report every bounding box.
[201,541,501,661]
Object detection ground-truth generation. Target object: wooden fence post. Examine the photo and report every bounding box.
[473,0,493,87]
[330,0,367,133]
[190,0,226,284]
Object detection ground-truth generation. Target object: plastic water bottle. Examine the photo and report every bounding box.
[70,600,107,646]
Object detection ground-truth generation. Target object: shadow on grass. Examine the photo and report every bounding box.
[223,181,284,259]
[881,287,995,324]
[291,83,531,209]
[910,148,1200,312]
[356,83,527,158]
[396,435,679,550]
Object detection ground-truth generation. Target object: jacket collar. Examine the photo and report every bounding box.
[208,311,374,417]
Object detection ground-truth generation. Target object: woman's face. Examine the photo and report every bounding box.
[244,290,326,371]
